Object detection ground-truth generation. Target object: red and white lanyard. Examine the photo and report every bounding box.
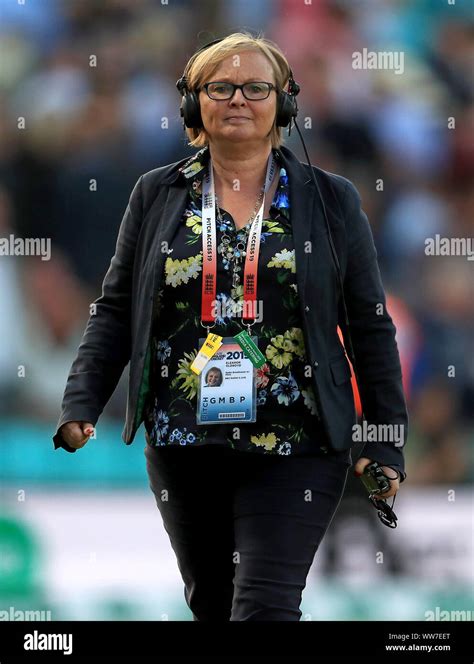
[201,150,277,332]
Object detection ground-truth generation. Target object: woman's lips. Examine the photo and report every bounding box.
[225,116,250,122]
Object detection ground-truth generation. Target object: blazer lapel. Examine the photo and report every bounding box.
[278,146,318,305]
[151,181,189,296]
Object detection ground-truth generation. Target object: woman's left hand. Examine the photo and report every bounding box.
[354,457,400,498]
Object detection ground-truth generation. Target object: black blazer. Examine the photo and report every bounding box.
[52,145,408,481]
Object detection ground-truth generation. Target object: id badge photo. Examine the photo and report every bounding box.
[196,336,257,425]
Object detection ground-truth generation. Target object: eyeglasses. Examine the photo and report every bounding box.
[200,81,277,101]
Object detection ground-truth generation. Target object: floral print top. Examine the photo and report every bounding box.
[143,145,331,456]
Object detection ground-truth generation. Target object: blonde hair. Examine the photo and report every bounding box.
[180,31,293,149]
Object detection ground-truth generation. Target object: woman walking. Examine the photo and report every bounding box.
[53,32,408,621]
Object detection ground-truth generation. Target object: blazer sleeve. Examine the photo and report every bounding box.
[52,176,144,453]
[341,180,409,482]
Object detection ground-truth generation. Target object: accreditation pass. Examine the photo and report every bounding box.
[196,336,257,424]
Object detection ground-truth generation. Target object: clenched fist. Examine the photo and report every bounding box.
[59,421,95,450]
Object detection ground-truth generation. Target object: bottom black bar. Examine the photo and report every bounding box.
[0,620,471,662]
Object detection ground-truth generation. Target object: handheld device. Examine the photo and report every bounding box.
[360,461,399,529]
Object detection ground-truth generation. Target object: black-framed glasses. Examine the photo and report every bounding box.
[200,81,277,101]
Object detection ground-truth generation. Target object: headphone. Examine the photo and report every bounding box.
[176,37,300,133]
[175,37,363,416]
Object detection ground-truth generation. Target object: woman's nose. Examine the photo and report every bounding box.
[229,88,246,104]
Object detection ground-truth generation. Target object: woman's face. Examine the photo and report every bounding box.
[207,369,220,386]
[198,50,277,146]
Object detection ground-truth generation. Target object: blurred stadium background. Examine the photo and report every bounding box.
[0,0,472,621]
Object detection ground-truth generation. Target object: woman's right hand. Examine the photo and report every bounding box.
[60,421,95,449]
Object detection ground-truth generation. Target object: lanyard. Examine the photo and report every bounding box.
[201,150,277,332]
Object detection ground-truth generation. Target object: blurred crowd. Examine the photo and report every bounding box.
[0,0,472,484]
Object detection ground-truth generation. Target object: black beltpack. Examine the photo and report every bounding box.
[359,461,399,528]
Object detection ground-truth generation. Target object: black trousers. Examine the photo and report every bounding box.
[144,442,352,621]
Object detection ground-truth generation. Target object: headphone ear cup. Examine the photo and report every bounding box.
[181,89,203,128]
[276,90,297,127]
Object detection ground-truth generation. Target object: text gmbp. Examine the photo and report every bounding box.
[203,396,246,404]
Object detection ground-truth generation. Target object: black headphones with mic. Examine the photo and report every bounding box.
[176,37,301,134]
[175,37,362,408]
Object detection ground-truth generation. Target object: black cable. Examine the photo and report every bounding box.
[291,116,366,422]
